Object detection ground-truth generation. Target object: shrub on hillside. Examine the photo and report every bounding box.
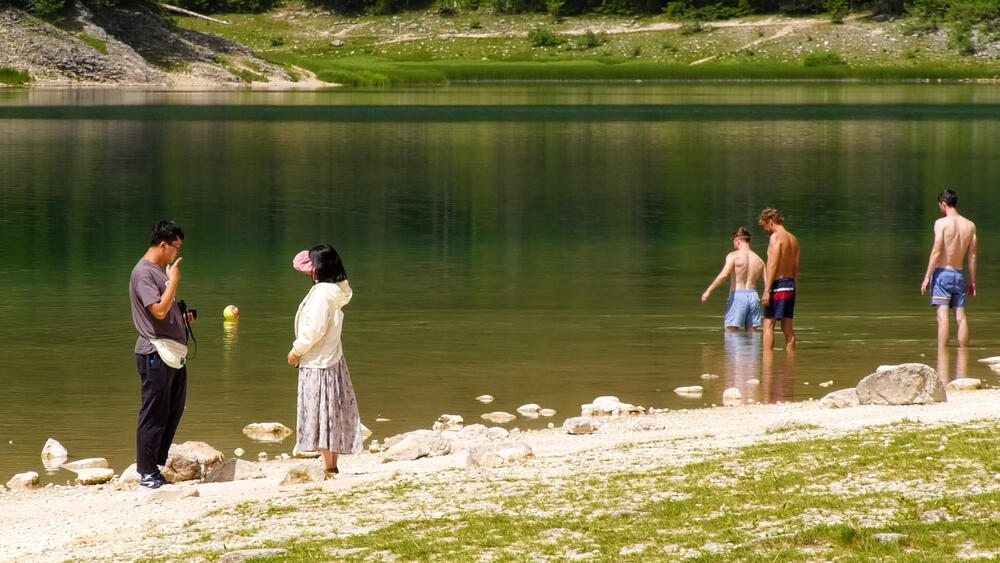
[802,49,846,66]
[527,27,565,46]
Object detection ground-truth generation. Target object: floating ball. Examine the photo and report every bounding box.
[223,304,240,321]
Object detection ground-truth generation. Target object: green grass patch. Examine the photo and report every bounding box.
[261,54,1000,85]
[176,420,1000,561]
[77,32,108,54]
[0,67,33,85]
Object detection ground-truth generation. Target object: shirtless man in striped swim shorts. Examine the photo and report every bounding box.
[702,227,765,333]
[759,208,800,352]
[921,189,978,349]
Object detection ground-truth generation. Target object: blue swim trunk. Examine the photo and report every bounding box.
[764,278,796,320]
[931,268,966,308]
[725,290,762,329]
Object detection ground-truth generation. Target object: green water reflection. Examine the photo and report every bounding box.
[1,84,999,482]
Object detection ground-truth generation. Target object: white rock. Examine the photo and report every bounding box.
[6,471,40,491]
[62,458,110,471]
[74,468,114,485]
[257,452,267,462]
[281,462,325,485]
[380,430,450,463]
[145,486,201,502]
[115,463,141,490]
[592,396,622,412]
[202,458,266,483]
[856,363,946,405]
[699,373,720,380]
[722,387,742,406]
[819,380,833,387]
[539,408,556,417]
[368,440,381,453]
[481,411,516,424]
[487,427,510,440]
[946,378,982,392]
[746,379,760,385]
[41,438,68,465]
[475,395,495,403]
[516,404,541,416]
[674,386,704,396]
[234,448,245,457]
[375,417,391,422]
[163,441,225,482]
[241,422,293,442]
[432,414,464,432]
[292,445,321,458]
[819,388,860,409]
[976,356,1000,364]
[360,423,372,439]
[564,417,600,435]
[467,441,534,467]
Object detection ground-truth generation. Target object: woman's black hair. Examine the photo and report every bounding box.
[309,244,347,283]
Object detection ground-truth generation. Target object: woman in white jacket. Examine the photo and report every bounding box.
[287,244,363,474]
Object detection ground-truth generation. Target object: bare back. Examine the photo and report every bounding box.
[933,215,976,270]
[766,227,800,282]
[730,248,765,291]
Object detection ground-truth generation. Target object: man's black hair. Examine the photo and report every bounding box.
[310,244,348,283]
[938,189,958,208]
[149,220,185,247]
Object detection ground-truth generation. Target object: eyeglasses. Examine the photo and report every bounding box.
[167,242,182,252]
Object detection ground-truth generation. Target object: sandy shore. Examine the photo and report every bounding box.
[3,388,1000,562]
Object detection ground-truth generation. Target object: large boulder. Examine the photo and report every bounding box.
[856,363,946,405]
[163,441,224,482]
[467,441,534,467]
[202,459,266,483]
[380,430,450,463]
[115,463,141,490]
[820,388,860,409]
[242,422,293,442]
[6,471,40,491]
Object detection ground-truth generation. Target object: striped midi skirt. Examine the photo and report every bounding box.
[296,356,363,455]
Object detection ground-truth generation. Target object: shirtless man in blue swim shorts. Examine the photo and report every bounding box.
[702,227,765,333]
[921,189,977,349]
[759,208,800,351]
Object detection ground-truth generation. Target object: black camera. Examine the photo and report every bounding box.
[178,300,197,321]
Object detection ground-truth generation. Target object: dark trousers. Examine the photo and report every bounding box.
[135,353,187,476]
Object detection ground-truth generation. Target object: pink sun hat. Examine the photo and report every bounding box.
[292,250,314,275]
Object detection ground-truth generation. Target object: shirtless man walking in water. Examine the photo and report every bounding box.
[759,208,800,351]
[921,189,978,348]
[702,227,765,332]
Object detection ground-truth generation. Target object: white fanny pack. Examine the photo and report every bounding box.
[150,338,188,369]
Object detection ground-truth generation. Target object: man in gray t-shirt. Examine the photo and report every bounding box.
[128,220,194,490]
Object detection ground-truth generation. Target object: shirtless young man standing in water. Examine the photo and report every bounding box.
[759,208,800,351]
[921,189,978,348]
[702,227,765,333]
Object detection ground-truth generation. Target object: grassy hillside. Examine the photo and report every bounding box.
[174,6,1000,85]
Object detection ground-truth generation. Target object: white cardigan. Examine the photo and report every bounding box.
[291,280,352,368]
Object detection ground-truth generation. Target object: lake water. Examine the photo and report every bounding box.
[2,84,1000,483]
